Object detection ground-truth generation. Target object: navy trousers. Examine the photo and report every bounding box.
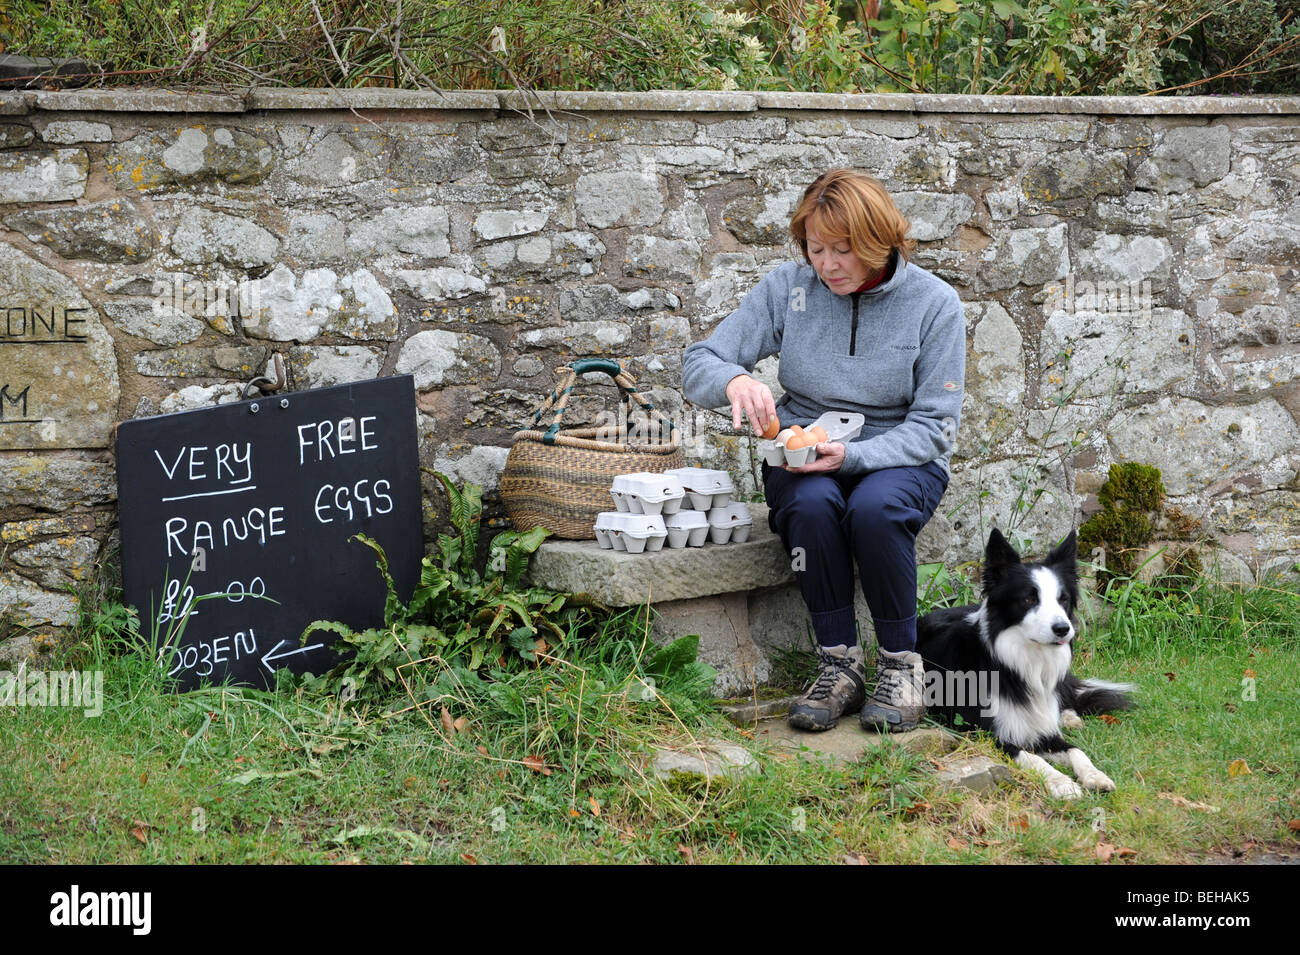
[762,459,949,653]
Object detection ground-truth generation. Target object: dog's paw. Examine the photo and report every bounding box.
[1060,709,1083,730]
[1048,776,1084,800]
[1078,768,1116,792]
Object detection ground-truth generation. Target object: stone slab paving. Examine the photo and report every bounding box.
[754,718,957,765]
[752,716,1014,794]
[649,739,760,781]
[719,694,800,725]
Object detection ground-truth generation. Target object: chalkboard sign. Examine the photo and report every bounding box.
[116,375,422,691]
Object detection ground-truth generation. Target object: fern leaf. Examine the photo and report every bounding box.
[300,619,354,644]
[350,533,403,625]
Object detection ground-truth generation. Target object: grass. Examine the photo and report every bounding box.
[2,574,1298,864]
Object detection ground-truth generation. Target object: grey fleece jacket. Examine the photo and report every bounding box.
[681,253,966,478]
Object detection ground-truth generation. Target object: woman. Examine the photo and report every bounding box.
[681,168,965,733]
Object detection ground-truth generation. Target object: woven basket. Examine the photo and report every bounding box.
[501,358,683,539]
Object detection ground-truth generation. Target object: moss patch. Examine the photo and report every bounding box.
[1080,462,1208,588]
[1080,463,1166,578]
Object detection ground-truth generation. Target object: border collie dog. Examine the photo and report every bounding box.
[916,528,1134,799]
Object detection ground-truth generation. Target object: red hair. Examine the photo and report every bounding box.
[789,168,915,272]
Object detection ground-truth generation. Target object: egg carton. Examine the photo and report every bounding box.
[594,512,667,553]
[762,411,866,467]
[707,502,753,544]
[662,467,735,510]
[664,510,709,548]
[609,472,685,515]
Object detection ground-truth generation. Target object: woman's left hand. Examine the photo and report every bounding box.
[784,441,845,474]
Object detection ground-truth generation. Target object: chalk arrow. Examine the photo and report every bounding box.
[261,639,325,674]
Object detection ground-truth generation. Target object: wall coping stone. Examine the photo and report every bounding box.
[249,88,502,110]
[8,87,1299,116]
[28,89,247,112]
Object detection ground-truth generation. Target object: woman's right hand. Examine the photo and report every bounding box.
[725,374,778,437]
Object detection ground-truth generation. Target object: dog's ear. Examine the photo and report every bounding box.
[985,527,1021,568]
[983,528,1020,593]
[1047,529,1078,567]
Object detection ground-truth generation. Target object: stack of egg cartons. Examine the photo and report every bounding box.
[595,473,684,552]
[663,468,753,545]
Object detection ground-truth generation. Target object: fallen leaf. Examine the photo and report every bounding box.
[1287,819,1300,832]
[130,822,149,845]
[1243,669,1256,679]
[453,716,469,732]
[138,772,148,785]
[588,796,601,817]
[522,754,551,776]
[230,766,324,785]
[1157,791,1221,813]
[459,853,478,865]
[1163,672,1176,682]
[569,809,580,817]
[498,770,506,781]
[843,852,870,865]
[476,745,488,756]
[233,756,246,763]
[534,637,549,655]
[1012,814,1030,832]
[440,706,455,738]
[947,837,968,850]
[737,729,754,739]
[1099,713,1121,725]
[1095,841,1116,862]
[1228,759,1252,778]
[402,776,418,789]
[619,827,635,843]
[677,843,695,864]
[905,801,932,816]
[1117,847,1138,859]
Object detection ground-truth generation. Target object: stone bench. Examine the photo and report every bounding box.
[526,503,879,696]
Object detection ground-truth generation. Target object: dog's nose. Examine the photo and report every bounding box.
[1052,621,1071,638]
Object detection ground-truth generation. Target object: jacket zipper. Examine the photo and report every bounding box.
[849,292,861,356]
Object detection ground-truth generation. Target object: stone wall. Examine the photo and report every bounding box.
[3,88,1299,660]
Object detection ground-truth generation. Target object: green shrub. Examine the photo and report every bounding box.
[4,0,1294,95]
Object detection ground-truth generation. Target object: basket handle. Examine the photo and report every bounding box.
[529,360,676,446]
[569,357,623,377]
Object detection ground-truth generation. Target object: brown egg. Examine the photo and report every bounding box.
[761,416,781,440]
[809,426,829,444]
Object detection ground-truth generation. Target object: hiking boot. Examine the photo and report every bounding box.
[859,647,926,732]
[787,644,867,732]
